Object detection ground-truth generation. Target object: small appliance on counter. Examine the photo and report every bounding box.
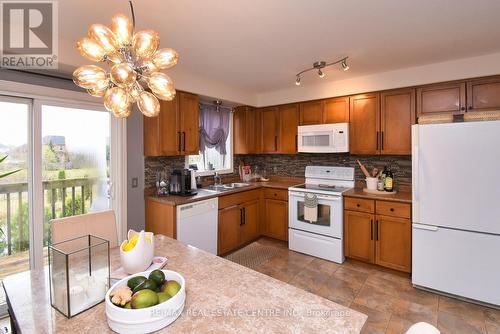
[170,169,197,196]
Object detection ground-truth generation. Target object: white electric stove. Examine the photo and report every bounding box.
[288,166,355,263]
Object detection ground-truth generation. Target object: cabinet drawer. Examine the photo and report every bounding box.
[376,201,411,219]
[219,189,261,209]
[344,197,375,213]
[263,188,288,201]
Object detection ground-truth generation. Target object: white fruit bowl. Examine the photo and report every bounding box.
[120,230,155,274]
[105,269,186,334]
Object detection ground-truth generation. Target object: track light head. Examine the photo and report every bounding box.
[341,59,349,71]
[318,69,324,78]
[295,75,301,86]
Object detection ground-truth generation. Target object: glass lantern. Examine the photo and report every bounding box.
[49,235,110,318]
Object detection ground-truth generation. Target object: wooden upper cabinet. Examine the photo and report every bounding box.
[159,99,180,156]
[380,89,415,155]
[178,92,199,155]
[144,91,199,157]
[234,106,261,154]
[261,107,279,153]
[324,97,349,123]
[278,104,299,154]
[143,111,162,157]
[416,82,466,117]
[466,76,500,112]
[299,100,323,125]
[233,106,248,154]
[349,93,380,155]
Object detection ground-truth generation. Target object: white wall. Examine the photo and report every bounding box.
[126,107,145,231]
[256,51,500,107]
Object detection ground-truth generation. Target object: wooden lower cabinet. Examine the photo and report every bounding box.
[145,198,176,238]
[344,197,412,273]
[375,215,411,272]
[241,199,261,244]
[217,190,262,255]
[218,205,241,255]
[344,210,375,263]
[263,199,288,241]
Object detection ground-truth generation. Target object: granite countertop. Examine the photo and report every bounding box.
[3,235,367,333]
[148,178,303,206]
[343,187,412,204]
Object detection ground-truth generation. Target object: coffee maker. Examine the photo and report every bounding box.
[170,169,197,196]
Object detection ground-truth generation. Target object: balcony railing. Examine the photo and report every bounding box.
[0,177,97,256]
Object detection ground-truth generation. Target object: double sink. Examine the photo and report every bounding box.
[196,183,251,196]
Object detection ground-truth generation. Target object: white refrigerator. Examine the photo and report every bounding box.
[412,120,500,306]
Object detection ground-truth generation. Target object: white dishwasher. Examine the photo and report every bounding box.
[176,198,218,254]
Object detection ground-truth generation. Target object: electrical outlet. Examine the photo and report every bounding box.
[131,177,138,188]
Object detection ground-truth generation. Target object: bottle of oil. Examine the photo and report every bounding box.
[384,166,394,192]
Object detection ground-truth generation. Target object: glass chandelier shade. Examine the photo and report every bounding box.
[73,10,178,118]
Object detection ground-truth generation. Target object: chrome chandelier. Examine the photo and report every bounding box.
[73,1,178,118]
[295,57,349,86]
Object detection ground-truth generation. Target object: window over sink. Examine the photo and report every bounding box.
[186,103,233,176]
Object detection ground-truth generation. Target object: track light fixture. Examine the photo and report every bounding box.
[295,75,301,86]
[295,57,349,86]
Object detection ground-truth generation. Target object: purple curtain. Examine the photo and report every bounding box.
[199,103,231,155]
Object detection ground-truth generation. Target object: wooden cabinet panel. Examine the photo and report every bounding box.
[324,97,349,123]
[299,100,323,125]
[143,113,162,157]
[145,199,176,238]
[233,106,248,154]
[344,210,375,263]
[219,189,261,210]
[241,199,260,244]
[247,108,261,153]
[380,89,415,155]
[263,188,288,201]
[344,197,375,214]
[159,99,180,156]
[218,205,241,255]
[261,107,279,153]
[375,215,411,273]
[264,199,288,241]
[278,104,299,154]
[376,201,411,219]
[466,76,500,112]
[178,92,199,155]
[417,82,466,117]
[349,93,380,154]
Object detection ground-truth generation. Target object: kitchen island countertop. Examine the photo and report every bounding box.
[3,235,367,333]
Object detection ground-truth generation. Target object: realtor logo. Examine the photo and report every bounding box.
[1,0,58,69]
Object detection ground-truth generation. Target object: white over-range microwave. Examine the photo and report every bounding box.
[297,123,349,153]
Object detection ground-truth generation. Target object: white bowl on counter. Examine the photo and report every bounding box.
[105,269,186,334]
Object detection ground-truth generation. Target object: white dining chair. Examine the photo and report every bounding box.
[50,210,118,247]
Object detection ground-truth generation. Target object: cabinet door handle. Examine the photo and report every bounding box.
[381,132,384,151]
[274,136,278,151]
[242,207,246,225]
[376,131,380,150]
[376,220,379,241]
[295,135,298,151]
[370,219,373,240]
[460,106,466,111]
[239,207,245,226]
[178,132,181,152]
[182,132,186,151]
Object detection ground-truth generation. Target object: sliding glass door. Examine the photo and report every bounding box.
[0,95,120,317]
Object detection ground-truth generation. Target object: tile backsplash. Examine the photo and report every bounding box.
[144,154,412,189]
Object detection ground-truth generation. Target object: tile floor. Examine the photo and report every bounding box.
[232,237,500,334]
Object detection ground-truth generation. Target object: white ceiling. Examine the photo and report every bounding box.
[49,1,500,103]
